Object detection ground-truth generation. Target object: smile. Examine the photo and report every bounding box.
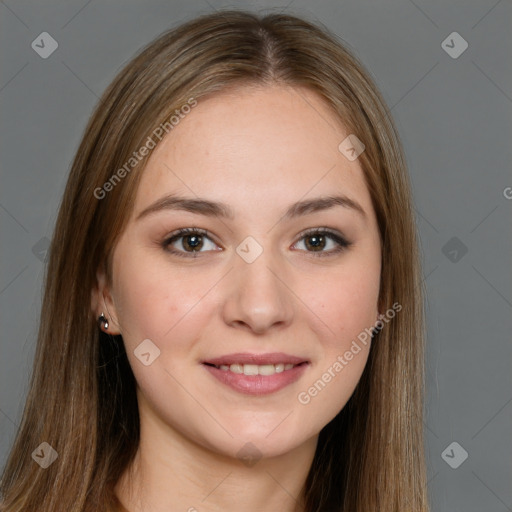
[206,362,300,375]
[201,353,310,395]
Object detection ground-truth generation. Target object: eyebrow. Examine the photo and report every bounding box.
[136,193,367,222]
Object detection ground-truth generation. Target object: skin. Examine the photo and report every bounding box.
[92,85,382,512]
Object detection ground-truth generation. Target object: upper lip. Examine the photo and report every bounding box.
[202,352,309,366]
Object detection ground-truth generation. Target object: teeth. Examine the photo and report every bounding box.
[243,364,259,376]
[215,363,300,375]
[258,364,276,376]
[230,364,243,374]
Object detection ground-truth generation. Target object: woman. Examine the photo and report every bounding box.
[0,10,428,512]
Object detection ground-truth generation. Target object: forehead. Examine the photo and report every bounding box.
[132,85,374,220]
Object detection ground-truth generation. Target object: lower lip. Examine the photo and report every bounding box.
[202,363,309,396]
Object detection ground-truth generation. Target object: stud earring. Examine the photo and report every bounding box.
[98,312,109,330]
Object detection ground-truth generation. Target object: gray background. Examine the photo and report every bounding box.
[1,0,511,510]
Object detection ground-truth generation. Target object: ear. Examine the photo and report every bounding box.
[91,264,122,335]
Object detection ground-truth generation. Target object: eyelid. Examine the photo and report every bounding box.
[291,226,352,257]
[161,226,351,258]
[295,226,346,241]
[161,227,221,258]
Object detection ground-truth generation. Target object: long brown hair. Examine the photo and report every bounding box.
[0,10,428,511]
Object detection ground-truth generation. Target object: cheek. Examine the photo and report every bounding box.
[301,259,380,346]
[293,281,376,433]
[112,255,217,359]
[113,272,167,344]
[291,258,378,417]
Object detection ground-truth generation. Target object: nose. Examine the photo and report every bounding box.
[221,246,294,335]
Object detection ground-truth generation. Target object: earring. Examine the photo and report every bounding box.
[98,312,109,330]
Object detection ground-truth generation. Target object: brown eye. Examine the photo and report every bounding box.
[162,227,351,259]
[181,233,204,251]
[162,228,220,257]
[293,229,351,257]
[304,233,327,251]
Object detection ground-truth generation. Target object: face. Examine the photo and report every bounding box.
[94,85,381,461]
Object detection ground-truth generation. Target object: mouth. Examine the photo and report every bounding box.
[202,352,309,374]
[203,361,307,375]
[201,352,310,395]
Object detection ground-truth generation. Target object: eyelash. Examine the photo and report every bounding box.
[161,227,352,259]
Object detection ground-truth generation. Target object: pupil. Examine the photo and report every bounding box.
[185,235,202,251]
[307,235,325,251]
[181,234,327,252]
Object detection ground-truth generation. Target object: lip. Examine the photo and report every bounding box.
[201,352,310,396]
[201,352,308,366]
[202,364,309,395]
